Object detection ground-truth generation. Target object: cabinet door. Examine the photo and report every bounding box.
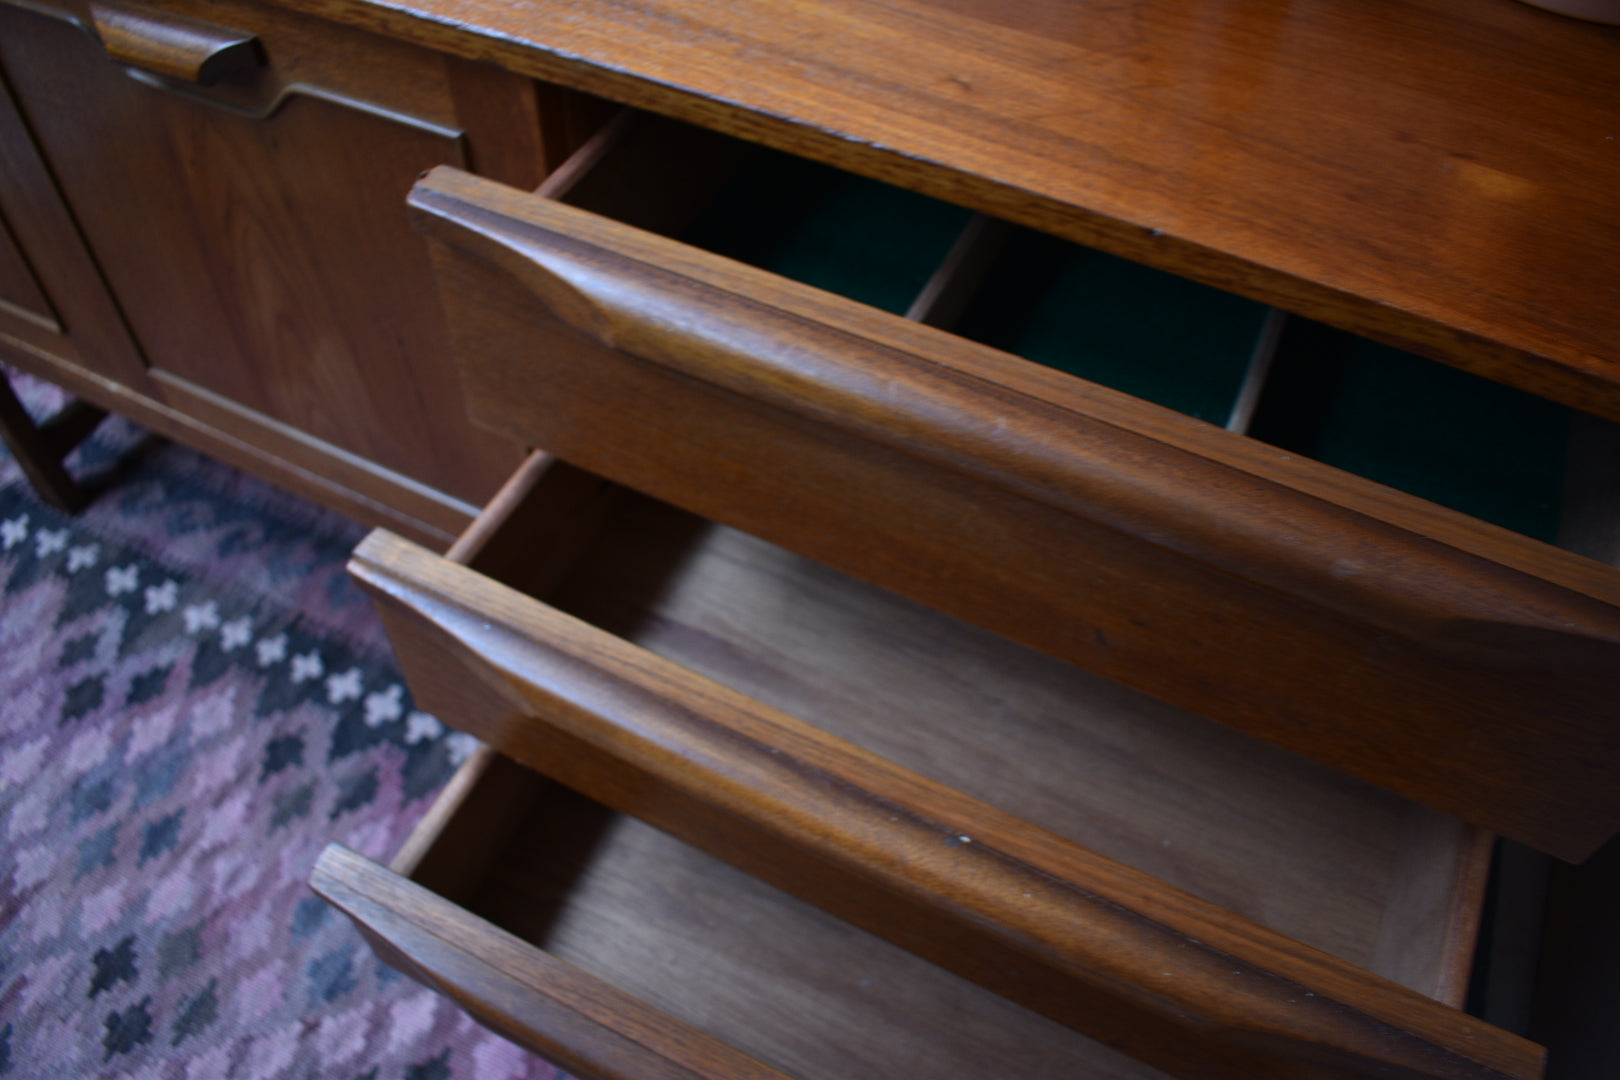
[0,0,587,523]
[0,68,148,386]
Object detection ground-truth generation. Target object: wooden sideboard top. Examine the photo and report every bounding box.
[268,0,1619,420]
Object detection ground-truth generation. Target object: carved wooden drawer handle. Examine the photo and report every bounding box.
[88,0,260,85]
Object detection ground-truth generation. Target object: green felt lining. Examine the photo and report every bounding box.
[954,229,1270,425]
[1255,331,1569,543]
[678,152,1568,544]
[680,147,972,316]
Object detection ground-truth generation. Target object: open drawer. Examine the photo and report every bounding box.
[313,748,1221,1080]
[318,450,1542,1080]
[404,113,1620,862]
[313,753,1182,1080]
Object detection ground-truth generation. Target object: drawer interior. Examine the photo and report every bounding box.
[953,225,1270,425]
[403,751,1169,1080]
[677,147,974,316]
[471,479,1490,1006]
[555,111,1585,549]
[1249,320,1571,543]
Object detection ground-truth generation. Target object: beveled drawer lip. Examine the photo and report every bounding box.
[337,448,1539,1080]
[408,151,1620,861]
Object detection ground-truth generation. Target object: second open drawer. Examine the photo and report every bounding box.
[326,450,1543,1080]
[403,118,1620,862]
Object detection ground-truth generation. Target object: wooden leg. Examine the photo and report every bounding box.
[0,370,105,513]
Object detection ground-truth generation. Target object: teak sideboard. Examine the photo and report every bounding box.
[2,1,1618,1078]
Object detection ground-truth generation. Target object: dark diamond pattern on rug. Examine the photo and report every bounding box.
[172,978,218,1047]
[0,369,568,1079]
[89,937,139,999]
[102,997,154,1059]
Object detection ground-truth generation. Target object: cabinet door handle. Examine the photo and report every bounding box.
[88,0,260,85]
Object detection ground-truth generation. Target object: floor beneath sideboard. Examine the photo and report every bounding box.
[0,367,570,1079]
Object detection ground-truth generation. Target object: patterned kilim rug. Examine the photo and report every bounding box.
[0,372,566,1079]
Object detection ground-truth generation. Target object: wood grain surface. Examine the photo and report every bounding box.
[410,166,1620,861]
[0,213,56,332]
[349,526,1543,1080]
[360,751,1172,1079]
[0,0,536,509]
[426,767,1173,1080]
[88,0,262,84]
[148,370,482,536]
[312,843,797,1080]
[268,0,1620,421]
[0,58,152,389]
[0,332,465,546]
[538,490,1495,1009]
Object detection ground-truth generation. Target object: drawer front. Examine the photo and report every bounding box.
[314,705,1518,1080]
[311,841,793,1080]
[343,451,1538,1080]
[313,751,1171,1080]
[407,163,1620,862]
